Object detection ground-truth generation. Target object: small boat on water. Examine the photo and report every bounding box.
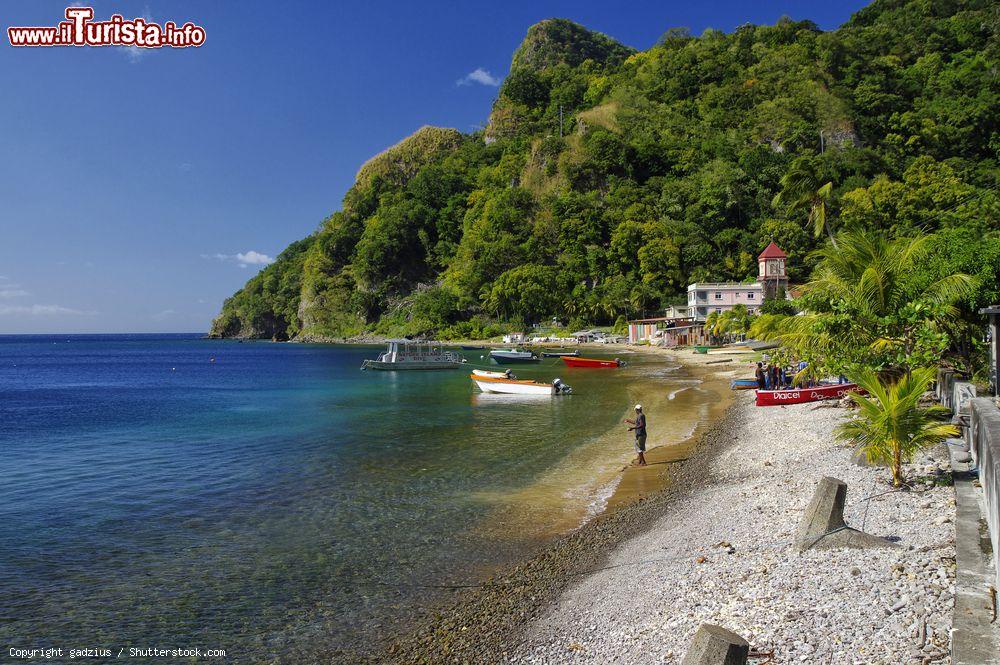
[755,383,862,406]
[542,350,579,357]
[730,378,758,390]
[361,340,466,371]
[471,374,572,395]
[490,348,540,364]
[472,368,515,379]
[561,356,626,368]
[460,345,485,350]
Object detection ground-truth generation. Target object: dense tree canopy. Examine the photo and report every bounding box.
[213,0,998,341]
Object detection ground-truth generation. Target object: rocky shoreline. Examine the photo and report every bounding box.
[514,384,957,663]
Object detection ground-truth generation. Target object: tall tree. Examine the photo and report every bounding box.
[772,154,836,245]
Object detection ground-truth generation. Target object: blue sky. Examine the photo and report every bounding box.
[0,1,869,333]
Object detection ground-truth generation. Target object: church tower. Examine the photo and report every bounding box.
[758,241,788,299]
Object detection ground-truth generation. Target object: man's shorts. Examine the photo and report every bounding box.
[634,434,647,454]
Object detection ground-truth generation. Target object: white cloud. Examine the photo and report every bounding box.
[203,250,275,267]
[457,68,501,87]
[0,284,29,299]
[151,309,176,321]
[0,304,91,316]
[236,250,274,265]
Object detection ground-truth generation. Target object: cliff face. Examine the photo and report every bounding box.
[212,2,999,340]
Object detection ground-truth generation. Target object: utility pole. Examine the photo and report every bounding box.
[559,105,564,138]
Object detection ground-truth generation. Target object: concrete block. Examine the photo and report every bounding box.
[796,476,895,551]
[680,624,749,665]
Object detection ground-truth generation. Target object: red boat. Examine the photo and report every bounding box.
[561,356,624,368]
[755,383,862,407]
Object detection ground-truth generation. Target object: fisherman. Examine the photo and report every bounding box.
[769,363,781,390]
[755,362,766,390]
[624,404,648,466]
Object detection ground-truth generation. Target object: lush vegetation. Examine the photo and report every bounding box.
[212,2,998,343]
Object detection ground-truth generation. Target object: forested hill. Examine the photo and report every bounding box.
[211,0,999,341]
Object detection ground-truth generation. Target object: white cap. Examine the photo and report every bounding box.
[635,404,642,411]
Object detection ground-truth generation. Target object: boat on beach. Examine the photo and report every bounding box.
[541,350,579,357]
[730,378,758,390]
[560,356,625,368]
[490,348,540,364]
[361,340,466,371]
[755,382,861,406]
[470,374,572,395]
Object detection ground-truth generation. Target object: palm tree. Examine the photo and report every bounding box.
[704,311,721,343]
[774,230,976,377]
[772,154,836,245]
[837,367,958,487]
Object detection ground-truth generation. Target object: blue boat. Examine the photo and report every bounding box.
[730,378,758,390]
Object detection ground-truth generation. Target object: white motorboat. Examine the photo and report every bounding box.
[470,374,572,396]
[361,340,465,370]
[489,348,540,364]
[472,368,515,379]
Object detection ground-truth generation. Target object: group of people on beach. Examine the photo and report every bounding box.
[754,357,803,390]
[754,354,848,390]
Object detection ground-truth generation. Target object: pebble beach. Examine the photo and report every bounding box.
[384,349,958,664]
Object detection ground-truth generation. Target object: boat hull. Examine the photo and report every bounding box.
[542,351,579,357]
[755,383,861,406]
[560,356,621,368]
[471,375,555,395]
[730,379,759,390]
[491,354,540,364]
[472,369,513,379]
[362,359,464,371]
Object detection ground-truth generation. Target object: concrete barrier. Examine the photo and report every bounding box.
[680,624,749,665]
[797,476,894,551]
[937,368,956,405]
[968,398,1000,590]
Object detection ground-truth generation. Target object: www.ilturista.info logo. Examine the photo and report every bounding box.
[8,7,205,48]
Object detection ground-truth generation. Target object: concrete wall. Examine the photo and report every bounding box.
[967,398,1000,590]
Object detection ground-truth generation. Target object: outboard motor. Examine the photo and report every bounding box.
[553,378,573,394]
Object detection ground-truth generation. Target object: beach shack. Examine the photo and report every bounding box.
[659,323,706,348]
[502,332,525,344]
[627,314,700,346]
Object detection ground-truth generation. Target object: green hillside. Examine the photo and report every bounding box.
[211,4,999,341]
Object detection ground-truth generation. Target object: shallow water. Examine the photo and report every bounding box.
[0,335,721,660]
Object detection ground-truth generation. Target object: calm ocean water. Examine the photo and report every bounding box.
[0,334,718,660]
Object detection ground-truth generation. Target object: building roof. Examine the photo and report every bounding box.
[758,241,787,260]
[688,282,763,290]
[627,316,694,324]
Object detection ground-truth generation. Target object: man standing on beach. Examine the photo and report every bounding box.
[625,404,647,466]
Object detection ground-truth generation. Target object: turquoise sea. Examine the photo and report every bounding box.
[0,334,720,661]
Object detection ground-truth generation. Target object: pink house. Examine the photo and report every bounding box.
[686,243,789,321]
